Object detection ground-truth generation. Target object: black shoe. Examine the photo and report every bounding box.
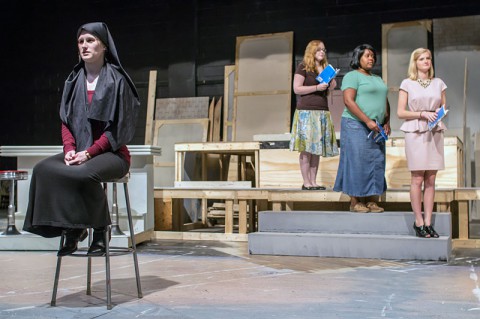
[425,225,439,238]
[58,229,88,256]
[302,185,313,190]
[87,227,111,256]
[311,185,326,190]
[413,222,430,238]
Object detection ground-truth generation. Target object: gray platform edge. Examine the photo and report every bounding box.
[249,211,452,261]
[257,211,451,236]
[248,232,451,261]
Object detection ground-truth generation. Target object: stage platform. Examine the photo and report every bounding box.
[154,187,480,248]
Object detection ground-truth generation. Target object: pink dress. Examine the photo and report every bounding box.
[399,78,447,171]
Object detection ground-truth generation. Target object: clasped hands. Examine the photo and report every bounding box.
[64,150,90,166]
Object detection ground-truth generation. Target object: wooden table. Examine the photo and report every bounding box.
[175,142,260,187]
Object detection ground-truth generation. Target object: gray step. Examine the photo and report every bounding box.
[248,232,451,261]
[249,210,452,261]
[257,211,451,236]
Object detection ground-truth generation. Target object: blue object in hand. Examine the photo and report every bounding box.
[367,120,388,144]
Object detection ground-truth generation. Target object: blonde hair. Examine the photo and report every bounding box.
[302,40,328,73]
[408,48,434,80]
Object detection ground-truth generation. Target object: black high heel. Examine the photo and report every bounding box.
[425,225,439,238]
[413,222,430,238]
[87,227,112,256]
[58,229,88,256]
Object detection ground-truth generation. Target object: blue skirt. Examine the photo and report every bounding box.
[333,117,387,197]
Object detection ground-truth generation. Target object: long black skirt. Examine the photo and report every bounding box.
[23,152,129,238]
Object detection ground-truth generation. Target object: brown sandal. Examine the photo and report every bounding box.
[350,203,369,213]
[366,202,384,213]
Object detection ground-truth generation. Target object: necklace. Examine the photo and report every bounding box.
[417,78,431,88]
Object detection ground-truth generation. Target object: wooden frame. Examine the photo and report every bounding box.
[381,20,432,130]
[144,70,157,145]
[224,65,235,141]
[233,31,293,141]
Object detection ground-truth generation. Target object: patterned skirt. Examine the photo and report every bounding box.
[289,110,339,157]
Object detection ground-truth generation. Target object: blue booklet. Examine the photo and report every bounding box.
[427,105,448,131]
[315,64,340,84]
[367,120,388,144]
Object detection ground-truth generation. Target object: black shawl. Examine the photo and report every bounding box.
[59,22,139,152]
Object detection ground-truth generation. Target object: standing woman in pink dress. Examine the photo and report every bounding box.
[397,48,447,238]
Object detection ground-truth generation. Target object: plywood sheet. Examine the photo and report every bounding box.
[153,119,209,163]
[259,137,463,189]
[152,119,208,187]
[234,31,293,141]
[208,97,215,141]
[155,97,209,120]
[328,90,344,134]
[213,97,222,142]
[235,94,291,141]
[259,149,338,188]
[381,20,431,131]
[224,65,235,141]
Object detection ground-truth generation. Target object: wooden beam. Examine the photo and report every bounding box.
[238,200,247,234]
[225,199,234,234]
[144,70,157,145]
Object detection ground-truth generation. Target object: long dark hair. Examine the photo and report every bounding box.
[350,44,376,70]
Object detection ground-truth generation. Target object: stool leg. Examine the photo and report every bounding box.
[51,232,65,306]
[3,180,20,235]
[111,183,125,236]
[105,225,112,310]
[124,183,143,298]
[86,229,93,295]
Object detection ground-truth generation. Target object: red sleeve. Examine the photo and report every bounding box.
[61,123,76,154]
[86,134,111,157]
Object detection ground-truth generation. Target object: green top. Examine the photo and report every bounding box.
[340,70,388,123]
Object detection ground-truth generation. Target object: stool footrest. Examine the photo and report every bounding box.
[66,247,135,257]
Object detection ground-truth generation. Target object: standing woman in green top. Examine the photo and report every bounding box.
[333,44,390,213]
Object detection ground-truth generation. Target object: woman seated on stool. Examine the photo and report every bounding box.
[23,22,139,256]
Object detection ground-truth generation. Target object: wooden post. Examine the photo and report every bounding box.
[238,200,247,234]
[225,199,234,234]
[144,70,157,145]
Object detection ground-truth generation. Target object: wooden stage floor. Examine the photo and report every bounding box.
[0,239,479,318]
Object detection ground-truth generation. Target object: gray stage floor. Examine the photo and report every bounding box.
[0,238,479,319]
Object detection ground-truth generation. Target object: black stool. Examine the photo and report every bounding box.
[51,173,142,309]
[0,170,28,235]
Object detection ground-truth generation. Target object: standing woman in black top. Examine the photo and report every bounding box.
[289,40,339,190]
